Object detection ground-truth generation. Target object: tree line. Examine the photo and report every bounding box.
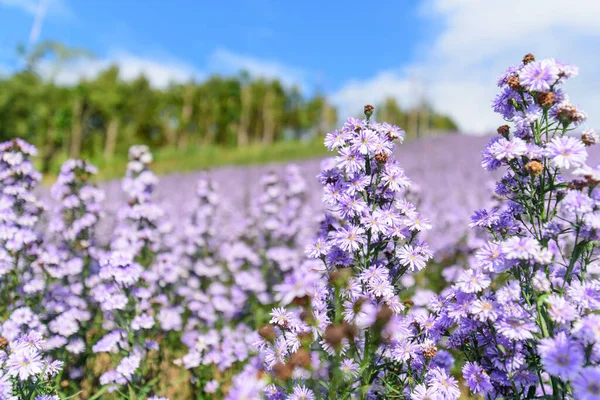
[0,41,458,173]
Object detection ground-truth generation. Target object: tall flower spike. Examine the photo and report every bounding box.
[0,139,45,318]
[436,55,600,399]
[259,107,456,399]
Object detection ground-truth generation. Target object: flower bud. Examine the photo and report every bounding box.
[61,380,70,388]
[497,125,510,138]
[522,53,536,64]
[352,298,366,314]
[297,331,313,347]
[535,92,556,108]
[341,322,357,340]
[364,104,375,119]
[375,304,394,325]
[289,348,311,369]
[375,152,389,164]
[329,267,352,288]
[300,309,315,325]
[507,76,521,90]
[402,299,414,309]
[324,324,345,349]
[556,103,586,126]
[258,325,277,342]
[272,362,293,381]
[582,129,599,146]
[423,346,437,359]
[291,295,310,307]
[525,160,543,176]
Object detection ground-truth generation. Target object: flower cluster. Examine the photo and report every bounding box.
[257,108,459,399]
[90,148,177,397]
[112,145,170,257]
[0,332,62,399]
[173,166,312,397]
[49,159,104,256]
[2,54,600,400]
[436,54,600,399]
[0,139,44,316]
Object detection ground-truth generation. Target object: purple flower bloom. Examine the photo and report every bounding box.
[519,59,559,92]
[426,367,460,400]
[490,137,527,161]
[335,225,365,252]
[116,353,142,381]
[538,332,584,380]
[546,136,587,170]
[6,346,44,381]
[288,384,316,400]
[469,208,499,228]
[455,269,491,293]
[573,367,600,400]
[462,362,493,394]
[496,316,537,340]
[397,245,428,272]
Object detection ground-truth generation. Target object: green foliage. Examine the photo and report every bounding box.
[1,41,458,175]
[39,136,331,183]
[376,97,458,140]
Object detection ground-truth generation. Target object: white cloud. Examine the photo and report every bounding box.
[29,0,49,45]
[0,0,71,17]
[209,48,307,89]
[37,50,203,88]
[36,48,308,90]
[331,0,600,133]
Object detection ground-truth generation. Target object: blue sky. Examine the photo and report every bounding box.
[0,1,432,92]
[1,0,600,133]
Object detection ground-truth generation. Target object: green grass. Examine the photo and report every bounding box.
[39,137,330,183]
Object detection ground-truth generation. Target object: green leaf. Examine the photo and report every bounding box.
[128,384,138,400]
[62,391,83,400]
[536,293,550,306]
[87,386,110,400]
[496,344,507,354]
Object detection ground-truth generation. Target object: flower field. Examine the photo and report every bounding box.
[2,54,600,399]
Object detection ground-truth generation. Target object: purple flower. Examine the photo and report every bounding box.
[519,59,559,92]
[205,379,219,394]
[538,332,584,380]
[288,385,316,400]
[546,136,587,170]
[351,128,378,155]
[546,294,577,324]
[336,147,364,175]
[502,236,540,260]
[131,314,155,331]
[560,190,594,217]
[426,367,460,399]
[496,316,537,340]
[469,208,499,228]
[470,298,498,322]
[324,129,347,150]
[116,353,142,381]
[397,245,428,272]
[462,362,493,394]
[475,241,505,272]
[335,225,365,252]
[411,384,437,400]
[455,269,491,293]
[490,137,527,161]
[6,346,44,381]
[339,358,359,379]
[573,367,600,400]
